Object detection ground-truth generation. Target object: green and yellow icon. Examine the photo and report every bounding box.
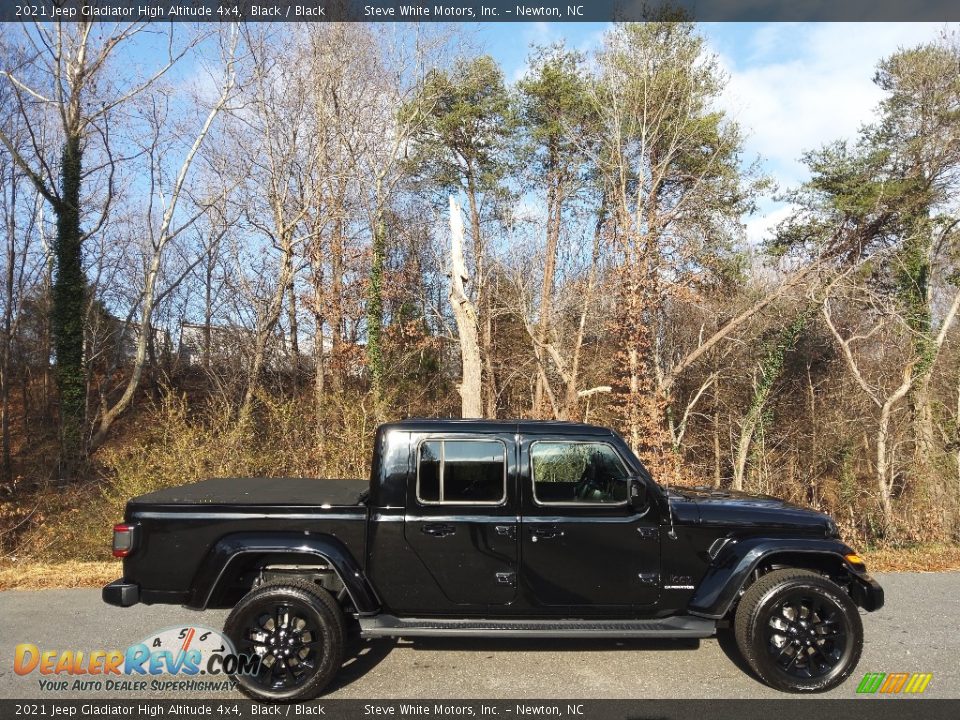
[856,672,933,695]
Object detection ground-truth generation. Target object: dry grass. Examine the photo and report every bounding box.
[0,560,119,591]
[860,543,960,572]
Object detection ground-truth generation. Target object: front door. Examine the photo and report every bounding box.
[404,437,518,606]
[520,438,661,608]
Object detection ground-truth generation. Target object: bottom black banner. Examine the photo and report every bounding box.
[1,699,957,720]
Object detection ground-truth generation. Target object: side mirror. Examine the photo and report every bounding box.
[630,478,649,508]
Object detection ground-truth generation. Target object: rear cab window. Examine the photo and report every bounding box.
[417,439,507,505]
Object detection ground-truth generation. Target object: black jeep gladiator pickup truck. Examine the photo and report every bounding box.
[103,419,883,700]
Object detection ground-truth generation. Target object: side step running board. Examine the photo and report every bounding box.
[359,615,716,639]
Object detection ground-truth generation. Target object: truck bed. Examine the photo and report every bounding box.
[128,477,368,509]
[121,477,370,604]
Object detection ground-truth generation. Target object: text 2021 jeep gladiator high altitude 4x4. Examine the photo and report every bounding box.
[103,419,884,700]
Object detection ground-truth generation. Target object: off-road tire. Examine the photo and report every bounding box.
[223,579,346,702]
[734,568,863,693]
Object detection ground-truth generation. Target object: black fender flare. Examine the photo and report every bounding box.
[187,531,380,613]
[687,536,881,619]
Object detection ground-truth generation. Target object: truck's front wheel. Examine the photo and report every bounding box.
[734,568,863,693]
[223,579,346,702]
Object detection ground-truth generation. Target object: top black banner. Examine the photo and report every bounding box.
[0,0,957,23]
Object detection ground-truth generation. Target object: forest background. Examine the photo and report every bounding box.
[2,18,960,585]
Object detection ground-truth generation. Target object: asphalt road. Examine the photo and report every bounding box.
[0,573,956,700]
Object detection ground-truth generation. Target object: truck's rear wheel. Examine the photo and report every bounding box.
[734,568,862,693]
[223,579,346,702]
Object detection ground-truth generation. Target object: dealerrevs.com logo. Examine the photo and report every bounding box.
[856,672,933,695]
[13,625,259,693]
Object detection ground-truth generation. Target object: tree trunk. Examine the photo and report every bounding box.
[366,208,386,416]
[242,337,267,423]
[562,199,606,420]
[41,251,53,415]
[712,395,722,489]
[615,222,665,468]
[1,162,16,483]
[465,175,495,418]
[732,409,759,491]
[876,401,896,533]
[807,364,818,505]
[203,248,213,372]
[329,196,345,391]
[314,319,325,407]
[287,276,300,392]
[242,239,295,419]
[483,306,496,417]
[911,377,936,475]
[628,346,640,452]
[21,374,30,439]
[448,197,482,418]
[903,233,935,485]
[0,368,9,484]
[533,169,562,418]
[52,134,86,478]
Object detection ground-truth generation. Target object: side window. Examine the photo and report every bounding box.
[417,440,506,505]
[419,441,442,501]
[531,441,629,505]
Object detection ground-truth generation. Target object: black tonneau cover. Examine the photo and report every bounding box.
[130,477,368,507]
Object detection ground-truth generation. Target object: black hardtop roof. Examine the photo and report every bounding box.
[379,418,615,436]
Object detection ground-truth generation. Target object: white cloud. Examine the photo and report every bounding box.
[514,197,547,224]
[745,203,795,246]
[511,61,532,84]
[507,23,557,83]
[716,23,952,189]
[525,21,555,44]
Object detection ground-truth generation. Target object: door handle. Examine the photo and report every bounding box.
[421,523,456,537]
[531,525,563,542]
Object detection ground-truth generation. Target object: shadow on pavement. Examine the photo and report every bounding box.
[327,634,707,693]
[398,637,701,653]
[715,627,761,682]
[330,638,398,693]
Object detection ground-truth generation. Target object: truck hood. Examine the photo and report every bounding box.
[665,486,838,536]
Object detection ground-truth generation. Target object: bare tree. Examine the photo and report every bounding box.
[336,25,448,416]
[448,197,482,417]
[822,267,960,530]
[0,84,47,483]
[506,198,610,420]
[592,22,772,470]
[0,18,201,471]
[224,28,323,419]
[88,26,239,450]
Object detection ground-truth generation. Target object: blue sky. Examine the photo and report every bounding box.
[478,21,955,241]
[98,21,956,246]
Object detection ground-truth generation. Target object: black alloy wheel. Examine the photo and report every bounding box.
[734,568,863,692]
[224,580,346,701]
[764,591,848,678]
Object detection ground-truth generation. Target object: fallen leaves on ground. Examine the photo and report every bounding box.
[0,560,118,590]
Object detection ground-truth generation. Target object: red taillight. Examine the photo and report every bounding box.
[112,523,136,557]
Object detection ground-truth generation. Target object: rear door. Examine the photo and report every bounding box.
[519,436,661,609]
[404,435,518,606]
